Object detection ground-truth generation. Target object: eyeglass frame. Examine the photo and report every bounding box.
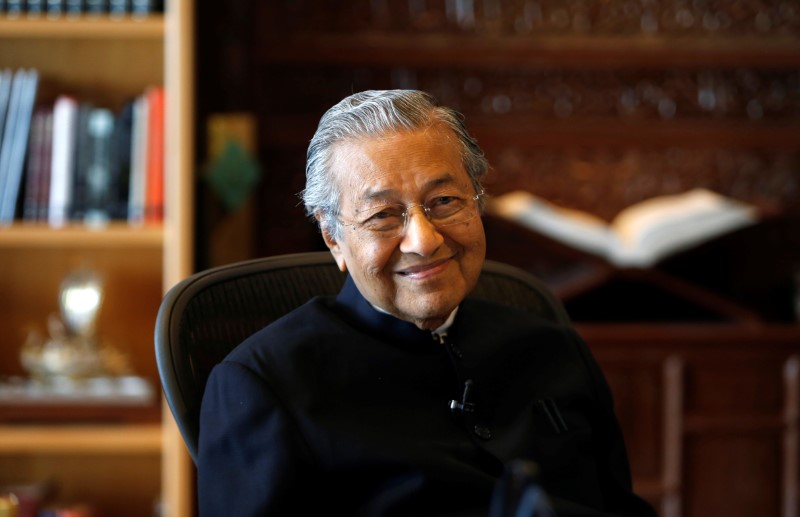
[338,190,485,240]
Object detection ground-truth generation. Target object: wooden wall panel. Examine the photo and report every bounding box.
[587,326,800,517]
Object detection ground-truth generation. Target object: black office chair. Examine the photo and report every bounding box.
[154,251,571,464]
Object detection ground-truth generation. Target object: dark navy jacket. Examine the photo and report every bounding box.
[198,276,655,517]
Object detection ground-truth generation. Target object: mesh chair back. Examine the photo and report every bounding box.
[155,252,570,464]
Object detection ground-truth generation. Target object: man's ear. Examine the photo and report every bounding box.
[317,214,347,272]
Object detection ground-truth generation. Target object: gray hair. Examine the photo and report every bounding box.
[301,89,489,239]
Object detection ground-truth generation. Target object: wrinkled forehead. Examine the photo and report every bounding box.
[328,127,468,208]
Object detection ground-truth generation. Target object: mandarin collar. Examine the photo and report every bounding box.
[335,275,444,352]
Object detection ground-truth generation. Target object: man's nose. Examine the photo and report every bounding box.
[399,207,444,256]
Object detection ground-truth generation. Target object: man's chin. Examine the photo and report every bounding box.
[394,298,461,330]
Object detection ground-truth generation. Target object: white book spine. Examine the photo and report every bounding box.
[48,95,79,228]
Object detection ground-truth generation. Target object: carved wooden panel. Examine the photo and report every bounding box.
[240,0,800,261]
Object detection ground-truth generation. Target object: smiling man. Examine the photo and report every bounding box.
[323,126,486,330]
[197,90,656,517]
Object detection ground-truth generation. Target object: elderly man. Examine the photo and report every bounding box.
[198,90,655,517]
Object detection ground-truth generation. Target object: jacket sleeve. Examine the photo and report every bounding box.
[197,360,315,517]
[569,330,658,517]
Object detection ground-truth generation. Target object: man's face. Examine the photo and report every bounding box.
[320,125,486,330]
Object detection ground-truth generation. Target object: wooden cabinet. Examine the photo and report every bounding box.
[584,325,800,517]
[0,3,194,516]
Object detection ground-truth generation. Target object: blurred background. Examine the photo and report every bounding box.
[1,1,798,516]
[192,3,800,515]
[195,0,799,324]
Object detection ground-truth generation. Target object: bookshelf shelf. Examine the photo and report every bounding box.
[0,15,164,40]
[0,224,163,248]
[0,423,162,454]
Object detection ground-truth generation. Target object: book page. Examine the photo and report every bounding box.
[609,189,758,267]
[489,188,759,268]
[488,190,613,258]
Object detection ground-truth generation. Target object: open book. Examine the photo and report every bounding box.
[487,188,759,268]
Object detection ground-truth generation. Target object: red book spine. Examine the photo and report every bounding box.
[144,85,164,224]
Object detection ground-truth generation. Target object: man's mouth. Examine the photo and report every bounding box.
[396,257,452,278]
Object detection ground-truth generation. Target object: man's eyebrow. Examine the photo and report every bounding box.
[359,174,460,202]
[359,188,396,203]
[425,175,459,190]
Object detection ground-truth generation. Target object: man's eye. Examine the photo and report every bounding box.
[370,212,391,221]
[430,196,467,213]
[370,208,402,220]
[363,206,404,225]
[431,196,459,207]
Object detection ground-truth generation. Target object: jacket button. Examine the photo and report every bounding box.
[473,425,492,440]
[449,342,464,359]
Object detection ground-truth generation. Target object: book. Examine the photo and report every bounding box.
[47,0,65,17]
[127,92,149,224]
[0,479,54,517]
[48,95,78,227]
[0,69,14,152]
[0,69,39,224]
[64,0,84,16]
[83,107,115,226]
[22,106,52,221]
[131,0,160,15]
[38,503,97,517]
[84,0,106,15]
[0,69,26,223]
[36,108,54,221]
[487,188,760,268]
[22,108,44,221]
[5,0,23,17]
[108,0,128,16]
[144,86,164,224]
[109,99,133,219]
[27,0,46,16]
[68,102,93,221]
[0,85,163,227]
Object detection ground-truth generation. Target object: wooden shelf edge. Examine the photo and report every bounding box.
[259,33,800,68]
[0,223,164,249]
[262,114,800,150]
[0,423,162,454]
[0,15,164,40]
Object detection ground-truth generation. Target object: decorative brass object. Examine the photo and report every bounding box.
[20,268,129,383]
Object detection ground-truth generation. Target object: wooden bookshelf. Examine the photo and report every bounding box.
[0,223,163,248]
[0,2,195,516]
[0,16,164,39]
[0,424,162,454]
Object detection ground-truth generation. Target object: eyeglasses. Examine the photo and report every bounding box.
[340,191,483,239]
